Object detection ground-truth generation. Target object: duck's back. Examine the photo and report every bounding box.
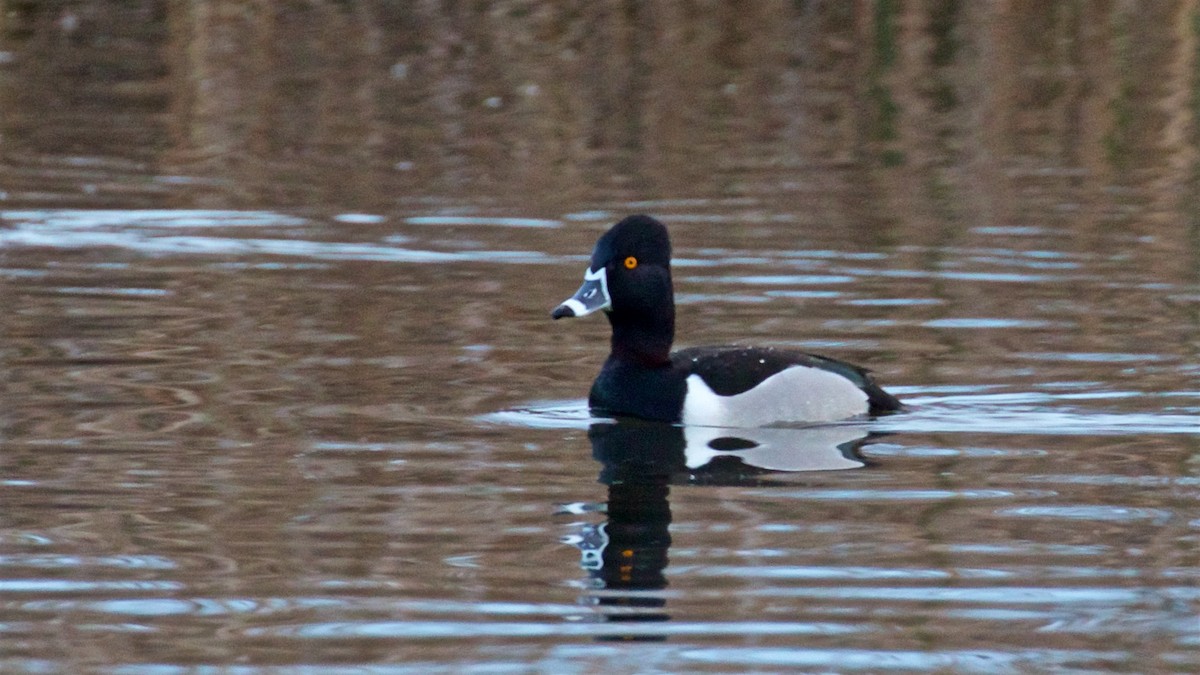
[672,346,902,426]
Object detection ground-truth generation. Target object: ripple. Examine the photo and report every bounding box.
[1,230,553,264]
[675,292,773,304]
[759,489,1052,501]
[14,597,348,617]
[878,402,1200,436]
[750,586,1200,604]
[763,289,844,299]
[332,213,386,224]
[563,210,613,221]
[0,533,56,546]
[240,619,869,640]
[403,216,561,228]
[865,445,1049,458]
[921,318,1068,329]
[679,646,1128,672]
[1016,351,1174,363]
[1023,474,1200,487]
[52,287,171,297]
[0,209,560,263]
[966,254,1081,270]
[937,543,1111,556]
[0,209,308,228]
[849,267,1062,283]
[478,400,595,429]
[487,393,1200,437]
[972,225,1050,235]
[688,274,857,285]
[694,566,1012,581]
[997,505,1175,523]
[842,297,944,306]
[0,554,176,570]
[0,580,183,592]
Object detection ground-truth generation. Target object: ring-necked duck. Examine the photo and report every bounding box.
[552,215,902,426]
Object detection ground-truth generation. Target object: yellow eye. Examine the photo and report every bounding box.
[623,256,638,270]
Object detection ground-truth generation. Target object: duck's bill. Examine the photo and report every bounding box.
[551,266,610,319]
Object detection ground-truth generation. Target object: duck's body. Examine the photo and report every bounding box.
[553,215,901,426]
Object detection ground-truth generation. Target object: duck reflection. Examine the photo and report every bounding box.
[570,418,877,638]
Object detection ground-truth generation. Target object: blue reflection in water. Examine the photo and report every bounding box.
[0,554,176,570]
[996,505,1174,524]
[744,586,1200,604]
[0,209,560,264]
[239,619,869,639]
[0,580,182,592]
[678,646,1127,671]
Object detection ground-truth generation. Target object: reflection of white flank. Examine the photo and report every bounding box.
[683,424,868,472]
[681,366,869,427]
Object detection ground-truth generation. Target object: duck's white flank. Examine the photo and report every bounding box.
[681,365,870,427]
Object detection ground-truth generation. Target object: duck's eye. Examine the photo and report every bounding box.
[623,256,638,270]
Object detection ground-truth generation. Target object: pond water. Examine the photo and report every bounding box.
[2,207,1196,672]
[2,2,1199,673]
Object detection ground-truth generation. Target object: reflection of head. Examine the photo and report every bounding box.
[574,474,673,638]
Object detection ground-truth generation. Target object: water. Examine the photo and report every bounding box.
[2,2,1199,673]
[2,207,1196,672]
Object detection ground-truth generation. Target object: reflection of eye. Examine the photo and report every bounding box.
[623,256,638,270]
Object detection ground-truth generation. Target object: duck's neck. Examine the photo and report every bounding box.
[607,305,674,367]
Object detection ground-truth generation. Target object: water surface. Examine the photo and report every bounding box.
[1,2,1199,672]
[2,206,1196,673]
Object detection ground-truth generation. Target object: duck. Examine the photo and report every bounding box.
[551,214,902,426]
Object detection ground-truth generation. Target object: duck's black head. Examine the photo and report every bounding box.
[552,215,675,364]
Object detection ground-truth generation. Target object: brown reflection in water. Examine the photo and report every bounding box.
[1,1,1196,371]
[0,3,1194,245]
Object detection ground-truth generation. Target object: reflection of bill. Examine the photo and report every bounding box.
[567,418,880,638]
[573,475,676,638]
[572,480,673,639]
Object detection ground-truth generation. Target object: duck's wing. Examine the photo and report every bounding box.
[671,346,903,414]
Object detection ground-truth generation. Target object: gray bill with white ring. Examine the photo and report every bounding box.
[551,266,611,319]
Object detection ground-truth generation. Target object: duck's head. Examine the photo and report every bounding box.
[552,214,673,321]
[552,214,676,363]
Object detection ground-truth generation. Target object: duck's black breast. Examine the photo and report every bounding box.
[588,356,689,423]
[672,346,903,414]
